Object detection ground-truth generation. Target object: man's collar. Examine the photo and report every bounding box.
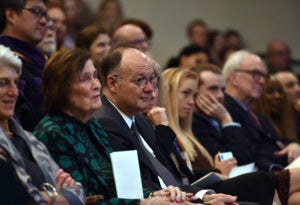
[231,95,248,111]
[106,98,134,128]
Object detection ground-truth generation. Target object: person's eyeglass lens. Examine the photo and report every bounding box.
[23,7,51,22]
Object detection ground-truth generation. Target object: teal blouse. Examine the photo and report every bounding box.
[33,111,150,205]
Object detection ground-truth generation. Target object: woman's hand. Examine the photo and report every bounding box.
[214,153,237,176]
[55,169,75,189]
[274,142,300,163]
[152,186,196,203]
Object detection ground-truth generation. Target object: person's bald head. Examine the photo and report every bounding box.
[112,24,149,54]
[267,40,290,54]
[100,45,156,117]
[266,40,291,72]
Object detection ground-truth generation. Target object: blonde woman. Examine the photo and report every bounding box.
[161,68,236,179]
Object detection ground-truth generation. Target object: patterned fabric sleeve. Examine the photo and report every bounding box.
[25,131,86,205]
[34,116,142,205]
[0,118,85,204]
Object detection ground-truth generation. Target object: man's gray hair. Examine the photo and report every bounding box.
[222,50,250,83]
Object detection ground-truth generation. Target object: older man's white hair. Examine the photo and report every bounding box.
[0,45,22,75]
[222,50,250,83]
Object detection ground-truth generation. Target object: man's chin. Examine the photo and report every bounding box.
[138,104,151,112]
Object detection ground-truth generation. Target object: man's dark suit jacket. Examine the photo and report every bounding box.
[96,95,182,191]
[192,112,253,165]
[96,95,277,205]
[223,93,288,171]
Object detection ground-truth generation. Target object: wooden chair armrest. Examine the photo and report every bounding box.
[86,194,104,204]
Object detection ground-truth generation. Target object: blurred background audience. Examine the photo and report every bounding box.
[46,1,68,52]
[36,20,57,58]
[165,45,210,69]
[76,24,111,68]
[95,0,124,32]
[186,19,208,49]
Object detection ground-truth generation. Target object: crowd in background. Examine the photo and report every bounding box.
[1,0,300,205]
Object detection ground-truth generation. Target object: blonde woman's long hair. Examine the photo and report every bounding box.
[161,68,213,165]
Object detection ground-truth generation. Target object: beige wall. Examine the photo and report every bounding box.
[87,0,300,68]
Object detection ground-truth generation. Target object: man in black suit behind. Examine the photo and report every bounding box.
[222,50,300,171]
[192,64,252,165]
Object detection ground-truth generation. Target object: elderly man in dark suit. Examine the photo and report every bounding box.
[222,50,300,172]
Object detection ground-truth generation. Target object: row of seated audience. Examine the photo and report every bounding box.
[160,61,300,205]
[0,43,261,205]
[173,19,244,69]
[2,43,300,204]
[1,0,300,205]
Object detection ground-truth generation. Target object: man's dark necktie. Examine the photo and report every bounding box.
[248,109,285,149]
[131,121,180,187]
[248,109,261,127]
[171,141,195,183]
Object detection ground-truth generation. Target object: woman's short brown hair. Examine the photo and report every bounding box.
[43,48,91,112]
[76,25,109,50]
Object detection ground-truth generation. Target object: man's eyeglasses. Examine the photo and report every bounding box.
[47,24,56,32]
[235,69,268,82]
[22,7,51,22]
[113,75,159,88]
[130,38,150,47]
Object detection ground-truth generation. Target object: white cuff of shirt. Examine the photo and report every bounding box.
[222,122,241,128]
[195,189,215,200]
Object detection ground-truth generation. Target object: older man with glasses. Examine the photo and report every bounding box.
[223,50,300,172]
[0,0,50,131]
[36,19,57,58]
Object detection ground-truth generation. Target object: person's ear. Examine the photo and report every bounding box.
[5,8,18,25]
[107,75,117,93]
[229,72,239,87]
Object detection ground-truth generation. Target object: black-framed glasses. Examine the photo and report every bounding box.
[235,69,268,82]
[113,74,159,88]
[22,7,50,22]
[47,24,56,32]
